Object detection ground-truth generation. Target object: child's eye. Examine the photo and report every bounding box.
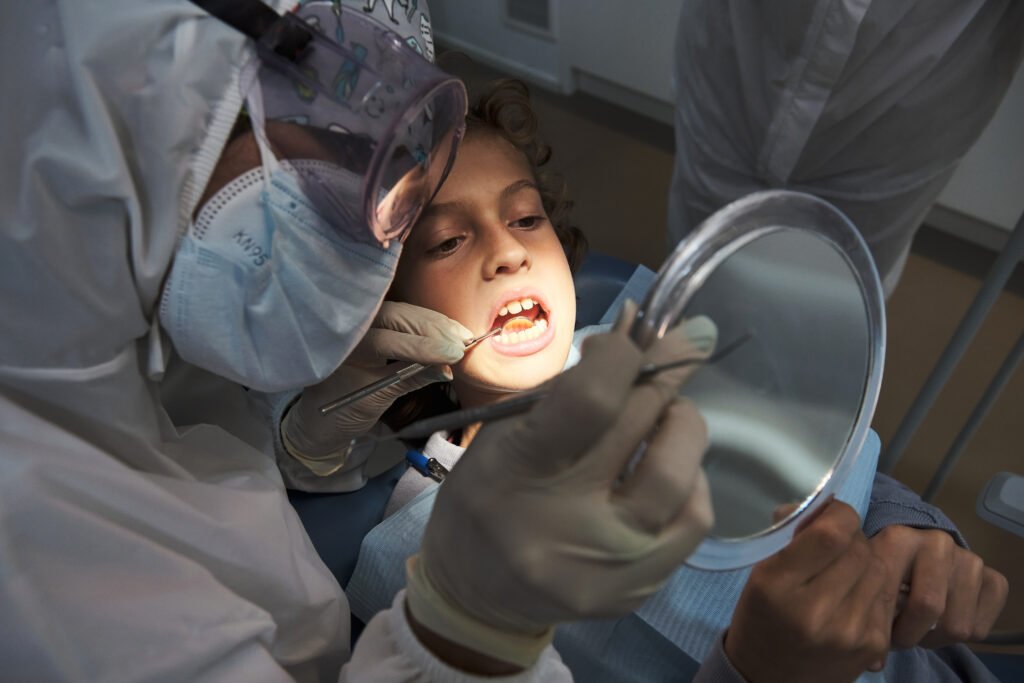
[510,215,545,229]
[427,235,464,257]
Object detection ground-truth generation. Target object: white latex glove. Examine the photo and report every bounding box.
[282,302,472,476]
[406,303,717,667]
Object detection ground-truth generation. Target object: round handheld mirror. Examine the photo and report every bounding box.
[631,190,885,570]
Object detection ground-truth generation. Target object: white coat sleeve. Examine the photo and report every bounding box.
[344,591,573,683]
[0,391,571,683]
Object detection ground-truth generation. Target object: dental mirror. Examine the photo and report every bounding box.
[632,190,885,571]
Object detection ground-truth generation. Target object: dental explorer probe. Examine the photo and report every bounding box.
[350,332,753,449]
[318,327,502,416]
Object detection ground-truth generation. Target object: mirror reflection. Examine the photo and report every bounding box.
[677,228,870,539]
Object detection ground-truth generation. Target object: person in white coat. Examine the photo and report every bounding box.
[669,0,1024,296]
[0,1,715,680]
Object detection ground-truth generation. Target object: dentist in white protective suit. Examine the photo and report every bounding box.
[0,1,715,681]
[669,0,1024,297]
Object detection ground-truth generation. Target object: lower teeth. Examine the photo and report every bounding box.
[498,318,548,345]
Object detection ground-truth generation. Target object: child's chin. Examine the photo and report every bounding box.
[500,363,563,390]
[459,351,568,395]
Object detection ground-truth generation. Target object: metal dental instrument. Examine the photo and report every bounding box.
[351,331,753,448]
[318,327,502,416]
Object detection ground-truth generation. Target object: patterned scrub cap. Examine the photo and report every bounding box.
[247,0,465,244]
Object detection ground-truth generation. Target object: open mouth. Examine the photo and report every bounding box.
[490,295,553,350]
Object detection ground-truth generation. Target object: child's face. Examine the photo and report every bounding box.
[391,133,576,400]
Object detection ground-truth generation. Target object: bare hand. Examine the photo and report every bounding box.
[869,525,1008,649]
[725,500,896,683]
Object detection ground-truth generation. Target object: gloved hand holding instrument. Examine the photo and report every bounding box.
[282,301,474,476]
[404,302,719,670]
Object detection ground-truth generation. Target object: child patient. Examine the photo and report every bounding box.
[378,80,627,512]
[380,79,716,517]
[305,80,1009,682]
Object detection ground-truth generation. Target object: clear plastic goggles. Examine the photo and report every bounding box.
[246,4,466,246]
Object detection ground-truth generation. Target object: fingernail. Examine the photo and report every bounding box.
[681,315,718,353]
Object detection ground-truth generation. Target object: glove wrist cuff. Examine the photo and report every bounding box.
[280,407,355,476]
[405,555,554,669]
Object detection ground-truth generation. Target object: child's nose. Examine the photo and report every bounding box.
[483,227,531,278]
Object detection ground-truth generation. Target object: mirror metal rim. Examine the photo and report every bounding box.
[632,190,886,570]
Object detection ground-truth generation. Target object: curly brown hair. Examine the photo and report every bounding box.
[382,78,586,438]
[463,78,588,271]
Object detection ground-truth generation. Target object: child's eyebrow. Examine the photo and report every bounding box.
[419,179,540,220]
[499,179,539,202]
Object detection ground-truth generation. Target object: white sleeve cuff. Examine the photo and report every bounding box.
[343,590,572,683]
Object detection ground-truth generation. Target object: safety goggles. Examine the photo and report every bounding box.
[192,0,467,246]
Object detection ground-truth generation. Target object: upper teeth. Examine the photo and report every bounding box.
[499,298,536,317]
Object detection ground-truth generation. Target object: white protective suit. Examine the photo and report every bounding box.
[669,0,1024,295]
[0,2,571,681]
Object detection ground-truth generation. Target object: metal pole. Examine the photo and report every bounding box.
[880,212,1024,473]
[922,329,1024,501]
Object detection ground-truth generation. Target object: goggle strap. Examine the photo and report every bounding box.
[238,60,282,181]
[190,0,311,61]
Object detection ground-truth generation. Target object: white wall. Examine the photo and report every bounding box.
[558,0,678,107]
[430,0,564,91]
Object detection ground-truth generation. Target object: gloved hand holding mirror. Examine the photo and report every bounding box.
[406,304,718,668]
